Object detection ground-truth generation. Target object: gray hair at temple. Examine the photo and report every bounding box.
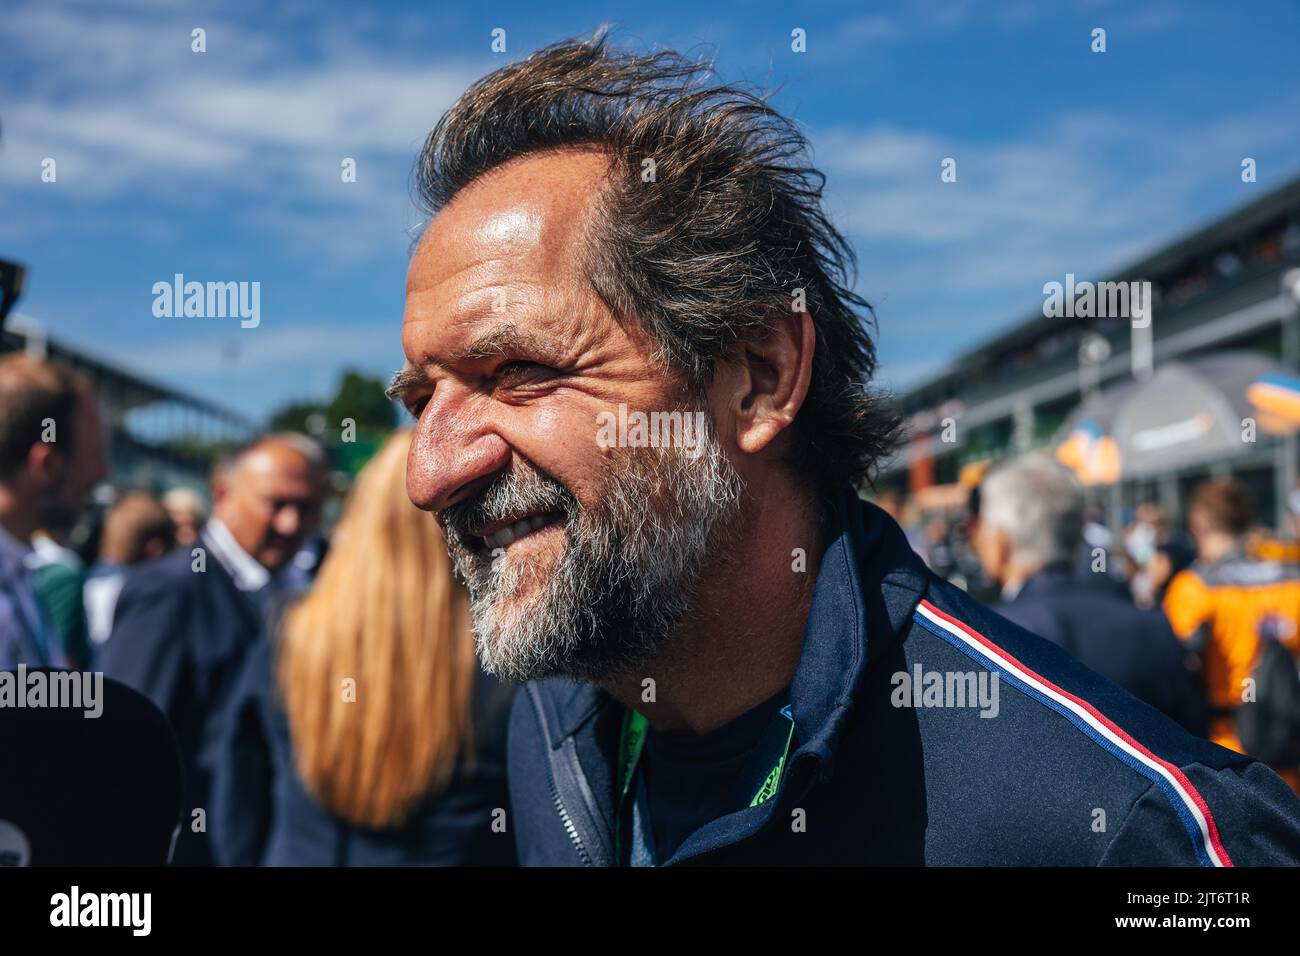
[980,455,1085,572]
[414,31,902,494]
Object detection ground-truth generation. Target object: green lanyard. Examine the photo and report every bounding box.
[614,703,797,863]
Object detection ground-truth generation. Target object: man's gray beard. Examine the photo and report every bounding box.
[438,425,745,683]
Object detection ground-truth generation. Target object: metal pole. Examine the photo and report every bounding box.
[1277,434,1297,530]
[1278,269,1300,528]
[1131,282,1154,381]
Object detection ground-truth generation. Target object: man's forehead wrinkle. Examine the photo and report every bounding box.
[454,299,601,364]
[407,209,587,315]
[403,154,617,375]
[417,153,606,284]
[421,219,553,289]
[405,279,538,350]
[551,291,609,356]
[405,255,534,305]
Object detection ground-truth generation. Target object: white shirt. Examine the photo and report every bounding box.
[201,518,309,619]
[29,532,82,571]
[84,572,126,646]
[202,518,271,593]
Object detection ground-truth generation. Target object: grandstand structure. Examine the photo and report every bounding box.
[3,314,255,493]
[885,174,1300,527]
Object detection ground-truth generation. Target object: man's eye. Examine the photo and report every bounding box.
[494,361,554,385]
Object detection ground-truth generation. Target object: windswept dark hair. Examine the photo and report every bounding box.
[415,32,902,492]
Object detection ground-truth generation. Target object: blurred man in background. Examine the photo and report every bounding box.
[1163,478,1300,787]
[0,354,106,668]
[84,490,176,650]
[976,455,1206,733]
[29,514,91,670]
[101,433,327,864]
[1244,483,1300,564]
[162,486,207,549]
[1125,502,1172,608]
[1146,539,1197,609]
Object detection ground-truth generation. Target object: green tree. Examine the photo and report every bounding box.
[267,399,326,434]
[265,370,400,475]
[325,370,398,433]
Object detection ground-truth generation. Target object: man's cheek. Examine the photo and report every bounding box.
[517,402,593,474]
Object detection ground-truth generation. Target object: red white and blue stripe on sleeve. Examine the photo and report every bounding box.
[914,600,1232,867]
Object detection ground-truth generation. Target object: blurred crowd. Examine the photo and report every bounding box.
[878,458,1300,790]
[0,353,512,865]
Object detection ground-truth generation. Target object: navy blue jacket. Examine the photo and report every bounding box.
[507,488,1300,866]
[210,639,518,866]
[995,567,1207,736]
[100,543,261,865]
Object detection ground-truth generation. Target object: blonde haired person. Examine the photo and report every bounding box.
[211,430,516,865]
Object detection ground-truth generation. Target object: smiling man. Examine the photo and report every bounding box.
[394,35,1300,866]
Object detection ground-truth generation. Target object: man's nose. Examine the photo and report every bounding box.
[407,396,511,513]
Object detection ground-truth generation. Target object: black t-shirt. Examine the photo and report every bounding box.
[633,685,792,865]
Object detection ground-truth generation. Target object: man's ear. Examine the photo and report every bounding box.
[723,308,815,457]
[210,466,231,507]
[26,440,65,488]
[994,526,1014,579]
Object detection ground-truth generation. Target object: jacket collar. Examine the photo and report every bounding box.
[787,485,930,781]
[527,485,935,865]
[202,519,270,593]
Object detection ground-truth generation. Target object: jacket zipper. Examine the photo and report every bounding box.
[543,753,593,867]
[527,683,595,867]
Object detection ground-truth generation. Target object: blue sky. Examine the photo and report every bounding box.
[3,0,1298,423]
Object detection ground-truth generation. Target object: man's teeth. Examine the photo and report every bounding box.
[483,513,556,550]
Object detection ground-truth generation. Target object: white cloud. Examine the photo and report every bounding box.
[818,106,1300,291]
[0,0,483,208]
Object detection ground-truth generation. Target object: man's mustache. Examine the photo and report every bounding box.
[438,462,579,550]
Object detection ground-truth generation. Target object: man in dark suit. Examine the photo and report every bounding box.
[975,455,1206,735]
[0,355,107,669]
[101,433,327,864]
